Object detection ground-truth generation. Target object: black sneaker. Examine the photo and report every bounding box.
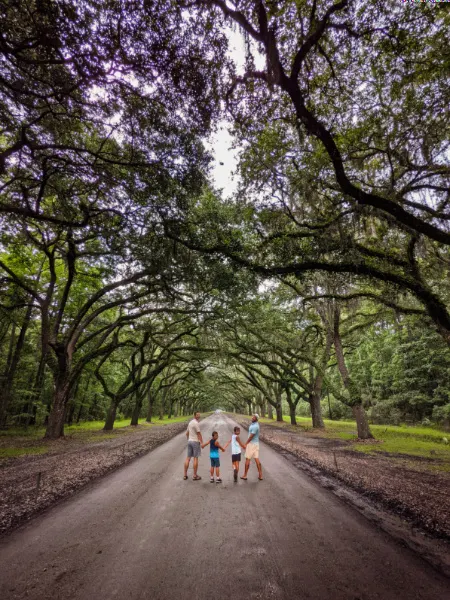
[216,478,222,483]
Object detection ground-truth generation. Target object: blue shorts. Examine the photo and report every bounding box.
[210,457,220,467]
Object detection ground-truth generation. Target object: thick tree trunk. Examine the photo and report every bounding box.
[352,403,373,440]
[45,379,70,439]
[333,308,374,440]
[289,405,297,425]
[44,344,74,439]
[275,402,283,422]
[285,388,297,425]
[310,394,325,429]
[104,397,119,431]
[267,402,273,420]
[130,392,143,426]
[309,328,332,430]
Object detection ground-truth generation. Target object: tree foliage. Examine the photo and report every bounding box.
[0,1,449,438]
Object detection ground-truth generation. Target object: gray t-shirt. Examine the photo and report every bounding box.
[187,419,201,442]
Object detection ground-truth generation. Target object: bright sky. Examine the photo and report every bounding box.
[208,125,239,197]
[208,27,265,197]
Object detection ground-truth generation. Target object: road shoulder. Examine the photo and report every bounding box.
[233,415,450,578]
[0,420,188,536]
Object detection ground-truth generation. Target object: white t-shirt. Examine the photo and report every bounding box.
[187,419,201,442]
[231,433,241,455]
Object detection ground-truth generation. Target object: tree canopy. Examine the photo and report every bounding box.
[0,0,448,438]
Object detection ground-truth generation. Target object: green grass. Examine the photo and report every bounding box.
[0,446,48,459]
[0,426,44,439]
[0,414,193,460]
[0,415,191,439]
[234,413,450,465]
[351,430,450,459]
[65,415,188,434]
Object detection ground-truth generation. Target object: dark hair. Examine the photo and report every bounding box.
[212,431,218,437]
[234,426,240,433]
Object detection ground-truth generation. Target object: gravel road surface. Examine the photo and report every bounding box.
[0,414,448,600]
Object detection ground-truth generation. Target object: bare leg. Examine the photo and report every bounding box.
[216,467,220,477]
[241,458,250,479]
[255,458,263,480]
[193,457,199,477]
[210,466,214,478]
[184,457,191,477]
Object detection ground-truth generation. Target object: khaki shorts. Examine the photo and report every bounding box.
[245,442,259,460]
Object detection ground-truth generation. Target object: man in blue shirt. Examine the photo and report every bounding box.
[241,413,263,481]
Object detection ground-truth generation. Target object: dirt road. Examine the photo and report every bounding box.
[0,415,448,599]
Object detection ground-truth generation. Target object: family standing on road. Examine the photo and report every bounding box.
[183,412,263,482]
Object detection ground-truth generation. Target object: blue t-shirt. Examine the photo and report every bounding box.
[210,438,219,458]
[248,422,260,443]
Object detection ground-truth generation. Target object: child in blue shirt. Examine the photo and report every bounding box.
[202,431,229,483]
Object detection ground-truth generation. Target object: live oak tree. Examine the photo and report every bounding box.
[189,0,449,241]
[1,1,449,434]
[0,0,228,436]
[166,1,450,343]
[0,0,226,223]
[215,295,334,426]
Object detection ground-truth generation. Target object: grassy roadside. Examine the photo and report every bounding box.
[0,415,195,460]
[232,413,450,470]
[0,418,196,536]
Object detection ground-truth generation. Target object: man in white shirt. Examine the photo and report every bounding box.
[184,411,203,480]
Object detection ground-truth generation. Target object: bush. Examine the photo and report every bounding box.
[368,403,402,425]
[320,398,352,420]
[432,404,450,427]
